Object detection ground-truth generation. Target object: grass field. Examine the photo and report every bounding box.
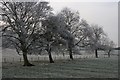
[2,56,118,78]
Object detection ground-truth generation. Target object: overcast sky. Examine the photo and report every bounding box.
[49,0,118,46]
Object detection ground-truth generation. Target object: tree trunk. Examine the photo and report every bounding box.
[108,50,111,57]
[68,44,73,60]
[48,50,54,63]
[63,52,65,57]
[47,44,54,63]
[95,49,98,58]
[23,51,34,66]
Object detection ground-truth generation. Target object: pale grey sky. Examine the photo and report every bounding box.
[49,1,118,46]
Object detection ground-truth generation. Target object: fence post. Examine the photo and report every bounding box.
[44,56,45,61]
[31,58,33,61]
[13,57,14,62]
[4,58,6,63]
[20,57,21,62]
[54,56,56,60]
[38,57,39,61]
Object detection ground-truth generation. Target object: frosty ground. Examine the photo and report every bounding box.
[2,55,118,78]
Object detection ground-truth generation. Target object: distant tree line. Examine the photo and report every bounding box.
[0,1,116,66]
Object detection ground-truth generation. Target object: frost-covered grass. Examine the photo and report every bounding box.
[2,56,118,78]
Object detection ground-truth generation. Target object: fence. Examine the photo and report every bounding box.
[2,53,118,63]
[2,48,118,63]
[2,54,97,63]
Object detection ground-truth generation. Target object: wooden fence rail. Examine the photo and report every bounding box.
[2,54,108,63]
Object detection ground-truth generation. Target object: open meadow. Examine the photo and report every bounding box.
[2,55,118,78]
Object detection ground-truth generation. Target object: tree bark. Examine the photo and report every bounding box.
[95,49,98,58]
[68,44,73,60]
[63,52,65,57]
[23,51,34,66]
[108,50,111,57]
[47,44,54,63]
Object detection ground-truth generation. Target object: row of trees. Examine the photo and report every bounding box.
[1,1,115,66]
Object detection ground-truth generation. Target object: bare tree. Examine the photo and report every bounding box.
[39,16,60,63]
[57,7,80,60]
[1,1,52,66]
[100,37,115,57]
[89,24,106,58]
[40,31,55,63]
[41,13,77,61]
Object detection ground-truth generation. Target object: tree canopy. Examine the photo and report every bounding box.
[0,1,116,66]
